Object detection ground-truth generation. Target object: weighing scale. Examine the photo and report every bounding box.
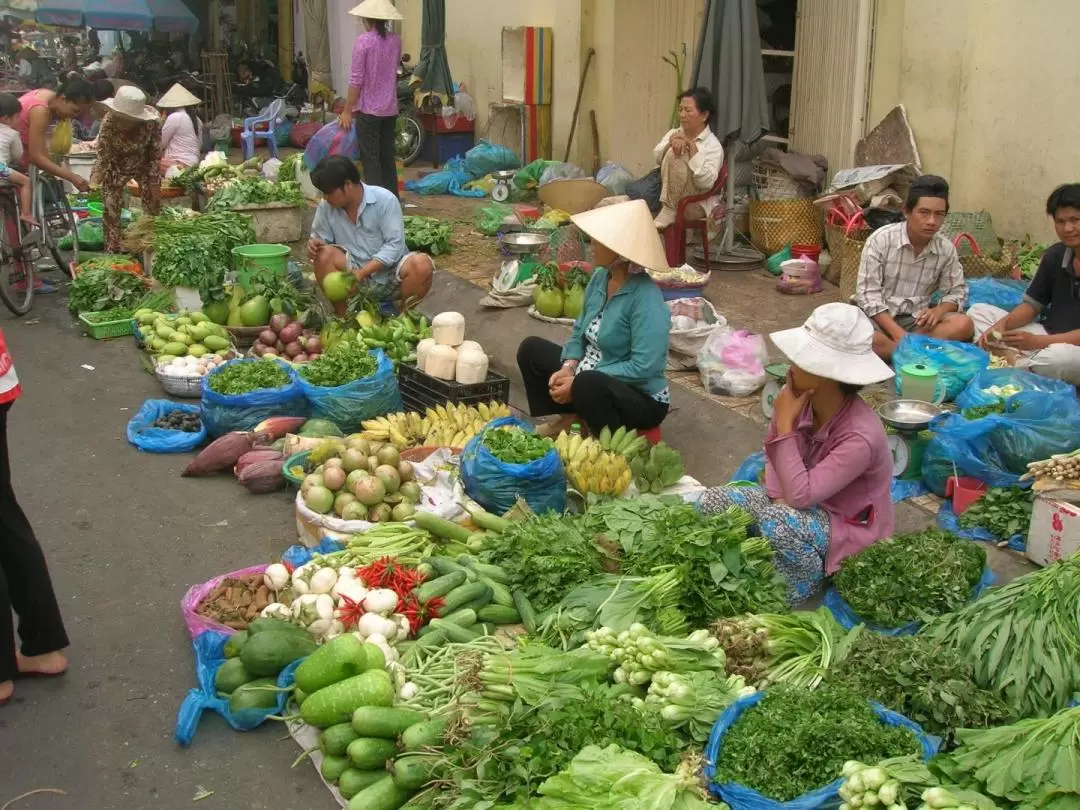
[761,362,790,420]
[876,399,944,479]
[491,170,517,202]
[497,231,550,287]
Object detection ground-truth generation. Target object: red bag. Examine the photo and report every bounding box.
[0,329,20,404]
[289,121,322,149]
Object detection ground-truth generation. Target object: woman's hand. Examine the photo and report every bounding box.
[549,375,573,405]
[70,175,89,193]
[338,110,353,131]
[548,365,573,388]
[773,377,813,434]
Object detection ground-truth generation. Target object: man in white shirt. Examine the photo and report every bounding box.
[652,87,724,229]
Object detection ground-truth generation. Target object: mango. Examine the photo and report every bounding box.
[162,342,189,357]
[189,312,209,324]
[172,332,194,346]
[175,317,193,327]
[215,349,232,358]
[150,337,167,352]
[187,344,209,357]
[202,335,231,351]
[154,322,175,340]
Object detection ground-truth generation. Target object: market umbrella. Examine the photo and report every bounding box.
[690,0,770,261]
[84,0,153,30]
[145,0,197,33]
[411,0,454,107]
[0,0,38,20]
[33,0,82,28]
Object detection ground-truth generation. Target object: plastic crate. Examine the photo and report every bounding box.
[78,312,136,340]
[398,363,510,412]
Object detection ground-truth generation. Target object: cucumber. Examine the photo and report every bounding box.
[413,571,467,604]
[247,617,309,636]
[339,769,388,800]
[428,618,480,643]
[440,608,477,627]
[456,556,511,584]
[482,578,514,608]
[441,582,489,613]
[351,706,428,738]
[389,754,438,790]
[476,604,520,624]
[512,590,538,633]
[346,737,400,770]
[413,511,474,543]
[415,562,436,579]
[228,677,279,711]
[320,723,360,756]
[301,669,395,728]
[240,629,317,677]
[401,719,448,752]
[422,556,468,577]
[464,504,511,533]
[476,622,497,635]
[223,630,249,658]
[458,584,494,614]
[346,773,410,810]
[320,754,350,783]
[214,658,255,694]
[465,532,487,553]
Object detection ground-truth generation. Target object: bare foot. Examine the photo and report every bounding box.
[0,680,12,702]
[19,215,39,228]
[16,650,68,676]
[534,414,580,438]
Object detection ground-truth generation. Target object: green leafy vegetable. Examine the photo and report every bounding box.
[207,359,290,395]
[277,153,303,183]
[299,343,377,388]
[205,178,306,212]
[832,530,985,627]
[403,215,452,256]
[962,399,1008,420]
[68,267,147,314]
[482,426,554,463]
[958,486,1034,540]
[80,306,133,323]
[714,686,921,802]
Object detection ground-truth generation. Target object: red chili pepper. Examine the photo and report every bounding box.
[336,594,366,630]
[282,560,295,574]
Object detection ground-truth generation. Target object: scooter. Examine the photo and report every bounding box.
[396,53,424,166]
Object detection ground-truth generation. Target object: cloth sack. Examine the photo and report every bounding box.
[667,298,725,371]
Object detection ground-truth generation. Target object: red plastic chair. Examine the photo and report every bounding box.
[661,162,729,272]
[641,426,662,446]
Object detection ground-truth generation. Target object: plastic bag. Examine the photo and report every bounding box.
[966,277,1027,312]
[302,121,358,171]
[463,140,520,179]
[476,202,516,236]
[261,157,282,181]
[698,328,768,397]
[892,335,988,401]
[50,118,72,155]
[703,692,940,810]
[955,367,1075,410]
[730,451,766,485]
[937,499,1026,552]
[626,168,662,214]
[297,349,402,432]
[765,245,792,276]
[596,162,633,196]
[539,162,588,185]
[461,416,566,515]
[126,399,206,453]
[514,159,561,190]
[200,358,308,438]
[289,120,321,149]
[776,257,823,295]
[824,566,995,636]
[453,90,477,120]
[667,297,725,371]
[921,391,1080,495]
[404,157,485,197]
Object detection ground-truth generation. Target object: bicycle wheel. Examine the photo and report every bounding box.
[396,112,424,166]
[0,194,33,316]
[39,175,79,276]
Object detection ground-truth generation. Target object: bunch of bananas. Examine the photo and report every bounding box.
[597,425,650,459]
[360,400,512,449]
[565,446,632,496]
[630,442,685,494]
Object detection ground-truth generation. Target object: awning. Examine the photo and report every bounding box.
[36,0,195,30]
[145,0,197,33]
[0,0,39,21]
[33,0,83,28]
[412,0,453,106]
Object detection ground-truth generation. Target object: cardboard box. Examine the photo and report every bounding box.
[501,26,553,104]
[1026,494,1080,566]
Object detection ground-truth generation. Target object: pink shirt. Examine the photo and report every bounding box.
[16,87,51,157]
[763,396,894,573]
[161,110,201,167]
[349,30,401,117]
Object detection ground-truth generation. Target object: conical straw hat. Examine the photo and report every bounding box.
[570,199,671,271]
[347,0,403,20]
[538,178,609,215]
[156,83,201,109]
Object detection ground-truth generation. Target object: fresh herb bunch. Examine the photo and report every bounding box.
[714,686,921,802]
[480,512,606,612]
[68,267,147,314]
[958,486,1034,540]
[299,343,376,387]
[207,359,290,395]
[832,530,985,627]
[962,399,1007,420]
[825,631,1012,744]
[482,427,554,464]
[80,306,133,323]
[403,215,452,256]
[205,178,306,211]
[141,211,255,303]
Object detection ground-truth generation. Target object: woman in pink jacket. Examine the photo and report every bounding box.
[0,330,69,703]
[699,303,895,603]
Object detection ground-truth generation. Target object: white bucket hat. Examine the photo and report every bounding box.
[347,0,403,20]
[570,199,671,272]
[156,83,202,109]
[102,85,158,122]
[770,303,895,386]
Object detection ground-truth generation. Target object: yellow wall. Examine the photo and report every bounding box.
[868,0,1079,239]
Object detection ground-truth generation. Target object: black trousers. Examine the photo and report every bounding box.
[517,336,668,435]
[355,113,399,198]
[0,401,68,681]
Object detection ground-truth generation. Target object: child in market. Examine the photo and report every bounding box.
[0,92,36,227]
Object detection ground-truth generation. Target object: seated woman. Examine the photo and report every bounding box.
[517,199,672,436]
[651,87,724,229]
[92,86,162,252]
[155,84,203,172]
[699,303,895,604]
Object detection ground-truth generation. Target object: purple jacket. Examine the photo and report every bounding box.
[349,30,401,117]
[764,395,894,573]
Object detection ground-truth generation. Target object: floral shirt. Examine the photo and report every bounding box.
[577,311,671,404]
[94,114,162,252]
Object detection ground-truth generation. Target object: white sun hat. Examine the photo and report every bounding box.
[570,198,671,272]
[347,0,403,20]
[156,83,202,109]
[770,302,895,386]
[102,85,158,122]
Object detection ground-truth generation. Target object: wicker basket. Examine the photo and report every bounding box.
[155,367,205,398]
[225,325,265,348]
[953,233,1016,279]
[748,198,822,256]
[941,212,999,258]
[838,228,871,301]
[751,160,805,200]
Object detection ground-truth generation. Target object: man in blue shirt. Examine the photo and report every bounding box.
[308,156,433,313]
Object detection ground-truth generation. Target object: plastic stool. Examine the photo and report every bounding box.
[641,426,662,446]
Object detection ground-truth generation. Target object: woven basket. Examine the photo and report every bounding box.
[751,160,804,200]
[823,224,845,285]
[748,198,822,256]
[155,367,204,398]
[953,233,1016,279]
[941,212,999,258]
[838,228,871,302]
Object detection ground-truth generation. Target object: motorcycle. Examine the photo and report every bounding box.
[396,53,424,166]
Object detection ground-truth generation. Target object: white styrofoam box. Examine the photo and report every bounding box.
[1026,494,1080,566]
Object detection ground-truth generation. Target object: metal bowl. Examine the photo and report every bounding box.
[492,170,517,181]
[499,231,549,256]
[876,399,945,431]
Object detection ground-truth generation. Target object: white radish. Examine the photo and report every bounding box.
[356,614,396,640]
[363,588,399,615]
[309,567,338,595]
[292,594,320,625]
[260,602,292,621]
[314,594,336,621]
[308,617,334,638]
[394,613,411,640]
[262,563,290,591]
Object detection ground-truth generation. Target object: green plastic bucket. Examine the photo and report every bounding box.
[233,243,290,290]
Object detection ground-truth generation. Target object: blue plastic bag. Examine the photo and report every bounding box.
[126,399,206,453]
[824,565,995,635]
[282,536,345,569]
[703,692,941,810]
[302,121,359,171]
[892,335,989,401]
[921,391,1080,495]
[297,349,401,432]
[174,630,302,747]
[966,277,1027,312]
[404,157,486,198]
[200,358,308,438]
[463,140,520,179]
[461,416,566,515]
[955,367,1076,410]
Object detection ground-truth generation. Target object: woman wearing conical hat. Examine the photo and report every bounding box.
[156,83,204,173]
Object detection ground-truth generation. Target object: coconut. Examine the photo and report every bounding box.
[397,460,415,483]
[355,476,387,506]
[374,464,401,494]
[304,485,335,514]
[376,445,401,468]
[334,491,357,517]
[322,465,347,492]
